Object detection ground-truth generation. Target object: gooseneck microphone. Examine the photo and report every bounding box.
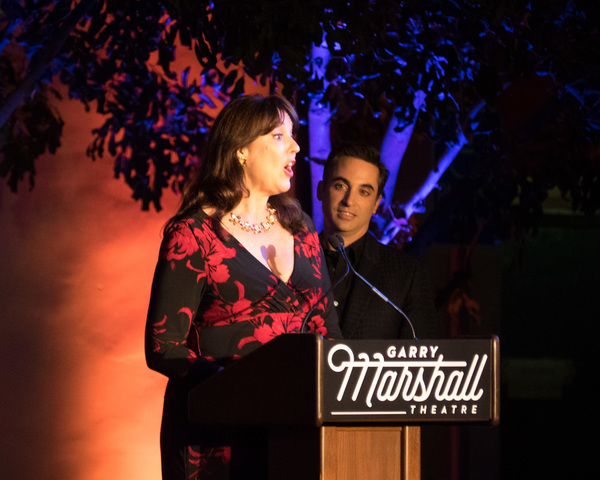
[300,235,351,333]
[328,233,418,340]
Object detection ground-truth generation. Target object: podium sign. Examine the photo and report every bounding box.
[188,334,499,428]
[322,338,500,425]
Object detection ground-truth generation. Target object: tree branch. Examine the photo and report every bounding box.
[0,0,99,129]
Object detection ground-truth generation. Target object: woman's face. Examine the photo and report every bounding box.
[238,112,299,198]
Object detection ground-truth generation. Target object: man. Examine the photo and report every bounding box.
[317,143,438,339]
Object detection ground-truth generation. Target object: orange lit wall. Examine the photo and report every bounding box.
[0,92,178,480]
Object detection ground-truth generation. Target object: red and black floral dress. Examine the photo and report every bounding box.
[145,210,341,480]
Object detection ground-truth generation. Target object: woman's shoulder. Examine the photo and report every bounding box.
[300,210,317,233]
[291,211,319,245]
[159,210,222,261]
[165,210,212,238]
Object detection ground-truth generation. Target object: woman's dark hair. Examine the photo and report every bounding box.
[167,94,306,236]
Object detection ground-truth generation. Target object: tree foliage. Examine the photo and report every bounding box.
[1,0,599,241]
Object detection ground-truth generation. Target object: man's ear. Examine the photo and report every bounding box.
[316,180,324,201]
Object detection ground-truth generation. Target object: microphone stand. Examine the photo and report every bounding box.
[328,234,418,340]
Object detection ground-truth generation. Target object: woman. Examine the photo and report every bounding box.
[145,94,342,480]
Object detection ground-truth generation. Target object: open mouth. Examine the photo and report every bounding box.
[284,161,295,176]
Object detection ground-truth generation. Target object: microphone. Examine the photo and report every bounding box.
[300,235,351,333]
[328,233,418,340]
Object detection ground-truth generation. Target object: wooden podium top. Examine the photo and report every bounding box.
[188,333,500,428]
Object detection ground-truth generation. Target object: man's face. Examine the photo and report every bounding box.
[318,155,382,246]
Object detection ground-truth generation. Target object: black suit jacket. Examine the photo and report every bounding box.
[323,232,438,340]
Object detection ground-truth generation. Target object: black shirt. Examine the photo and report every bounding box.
[320,233,368,329]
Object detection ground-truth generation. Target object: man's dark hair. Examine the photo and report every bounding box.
[323,143,390,197]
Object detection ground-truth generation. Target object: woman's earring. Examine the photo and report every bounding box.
[238,155,247,167]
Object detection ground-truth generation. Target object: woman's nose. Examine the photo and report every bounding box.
[289,137,300,154]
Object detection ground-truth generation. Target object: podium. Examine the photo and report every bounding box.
[188,333,499,480]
